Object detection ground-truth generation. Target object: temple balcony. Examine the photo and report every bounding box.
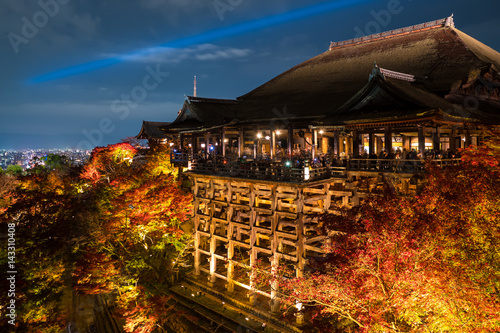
[181,156,461,183]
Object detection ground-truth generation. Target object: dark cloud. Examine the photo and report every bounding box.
[1,0,499,149]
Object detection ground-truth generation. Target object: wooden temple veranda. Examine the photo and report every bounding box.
[135,16,500,327]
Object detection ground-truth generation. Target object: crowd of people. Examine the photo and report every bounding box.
[175,146,462,175]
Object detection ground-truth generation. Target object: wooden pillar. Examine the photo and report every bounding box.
[296,191,305,278]
[369,131,375,155]
[312,129,318,159]
[433,127,440,151]
[238,128,243,158]
[270,255,280,313]
[352,130,360,157]
[465,128,471,147]
[204,132,210,159]
[403,135,410,151]
[384,127,392,153]
[209,242,216,285]
[322,137,328,154]
[449,128,456,152]
[288,124,293,156]
[339,135,345,156]
[418,126,425,156]
[333,130,340,156]
[194,219,201,276]
[179,133,184,150]
[221,127,226,158]
[346,136,352,157]
[253,127,258,159]
[271,126,276,160]
[227,241,234,292]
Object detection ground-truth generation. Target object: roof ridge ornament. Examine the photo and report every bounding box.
[329,16,454,51]
[369,63,383,81]
[445,14,455,28]
[380,67,416,82]
[369,63,417,82]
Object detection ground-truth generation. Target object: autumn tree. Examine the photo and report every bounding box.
[273,133,500,332]
[74,143,193,332]
[0,143,193,333]
[0,165,91,332]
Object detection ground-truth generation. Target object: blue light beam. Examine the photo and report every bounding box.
[30,0,371,83]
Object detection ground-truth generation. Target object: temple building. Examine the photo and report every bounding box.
[136,16,500,331]
[135,121,171,147]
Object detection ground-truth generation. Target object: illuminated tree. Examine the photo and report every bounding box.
[0,167,88,332]
[0,143,193,332]
[74,144,193,332]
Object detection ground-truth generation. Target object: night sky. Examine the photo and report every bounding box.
[1,0,499,149]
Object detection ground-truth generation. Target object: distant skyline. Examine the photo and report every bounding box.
[1,0,500,149]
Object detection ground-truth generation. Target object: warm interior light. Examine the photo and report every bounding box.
[276,130,281,135]
[224,138,228,143]
[265,136,270,140]
[201,143,206,148]
[319,130,324,134]
[169,142,174,147]
[256,133,262,139]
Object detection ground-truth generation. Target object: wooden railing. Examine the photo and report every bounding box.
[170,151,192,162]
[184,158,462,181]
[189,160,319,182]
[345,158,461,173]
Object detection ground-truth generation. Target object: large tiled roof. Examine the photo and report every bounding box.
[236,22,500,118]
[163,17,500,132]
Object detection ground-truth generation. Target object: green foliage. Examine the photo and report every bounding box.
[42,153,70,171]
[5,164,24,176]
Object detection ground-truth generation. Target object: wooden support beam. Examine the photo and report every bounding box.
[238,128,243,158]
[418,126,425,156]
[312,129,318,159]
[433,126,440,151]
[271,126,276,159]
[333,130,340,156]
[204,132,210,159]
[369,131,375,155]
[254,126,258,159]
[221,127,226,158]
[353,130,360,158]
[384,127,392,153]
[465,128,472,148]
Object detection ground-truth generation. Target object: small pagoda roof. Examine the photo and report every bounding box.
[135,121,171,139]
[318,66,498,127]
[161,96,238,133]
